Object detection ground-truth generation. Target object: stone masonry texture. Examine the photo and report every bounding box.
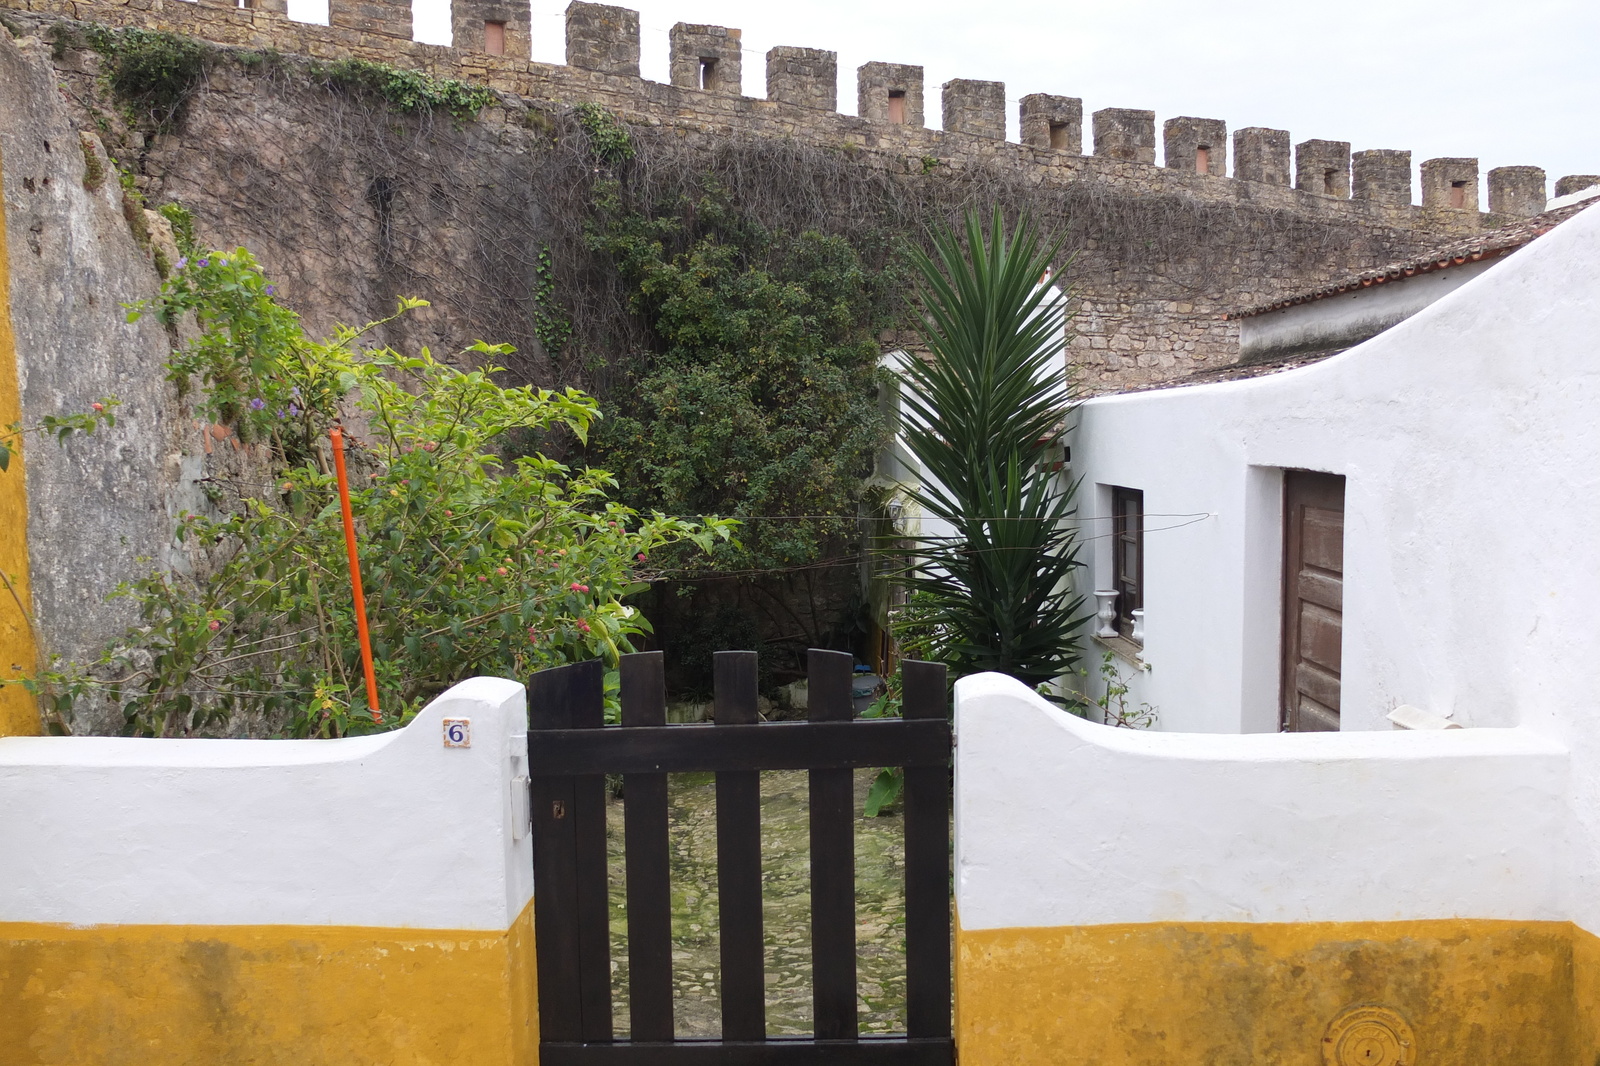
[451,0,530,60]
[766,46,835,111]
[1421,158,1479,211]
[942,79,1005,140]
[1093,108,1156,164]
[1556,175,1600,198]
[565,0,639,76]
[1296,140,1351,199]
[0,0,1511,403]
[328,0,409,41]
[1352,150,1411,205]
[1019,93,1081,154]
[1163,116,1226,176]
[857,61,923,126]
[669,23,740,96]
[1488,166,1546,217]
[1233,128,1289,186]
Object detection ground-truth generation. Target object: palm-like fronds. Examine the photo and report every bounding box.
[890,207,1088,689]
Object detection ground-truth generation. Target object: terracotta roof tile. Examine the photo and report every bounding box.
[1231,199,1597,319]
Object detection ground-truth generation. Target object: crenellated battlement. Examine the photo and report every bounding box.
[2,0,1590,221]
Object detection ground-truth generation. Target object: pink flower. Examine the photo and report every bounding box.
[208,620,220,631]
[527,627,538,642]
[496,567,508,576]
[535,549,544,556]
[477,575,488,582]
[91,402,104,412]
[569,582,589,593]
[422,441,437,452]
[577,620,591,633]
[444,509,453,516]
[636,553,647,562]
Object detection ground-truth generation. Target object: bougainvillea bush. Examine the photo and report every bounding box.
[24,248,730,737]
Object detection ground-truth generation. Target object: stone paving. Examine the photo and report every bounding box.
[605,769,911,1037]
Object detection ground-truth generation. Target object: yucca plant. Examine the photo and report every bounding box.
[888,206,1088,692]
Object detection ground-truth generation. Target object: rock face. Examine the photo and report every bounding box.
[0,29,197,733]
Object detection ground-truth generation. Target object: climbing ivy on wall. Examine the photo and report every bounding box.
[587,184,891,573]
[317,58,495,121]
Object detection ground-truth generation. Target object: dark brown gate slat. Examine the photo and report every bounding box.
[572,660,617,1043]
[540,1037,951,1064]
[621,651,674,1042]
[806,649,857,1040]
[713,651,766,1041]
[900,660,951,1043]
[530,660,603,1043]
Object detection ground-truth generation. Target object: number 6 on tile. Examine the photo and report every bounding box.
[442,718,471,748]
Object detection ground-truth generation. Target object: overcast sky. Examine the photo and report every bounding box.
[288,0,1600,201]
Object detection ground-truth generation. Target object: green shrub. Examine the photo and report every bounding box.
[572,102,634,166]
[319,58,495,120]
[94,28,211,130]
[18,249,731,737]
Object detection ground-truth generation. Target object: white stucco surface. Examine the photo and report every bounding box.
[0,676,533,929]
[954,673,1569,931]
[1072,199,1599,738]
[1067,199,1600,932]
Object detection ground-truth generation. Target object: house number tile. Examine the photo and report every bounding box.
[443,718,471,748]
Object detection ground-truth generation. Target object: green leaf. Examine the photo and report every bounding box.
[863,767,903,818]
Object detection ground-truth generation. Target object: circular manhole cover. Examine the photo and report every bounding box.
[1322,1005,1416,1066]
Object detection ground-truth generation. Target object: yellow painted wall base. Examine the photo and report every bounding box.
[957,917,1598,1065]
[0,142,41,738]
[0,899,538,1066]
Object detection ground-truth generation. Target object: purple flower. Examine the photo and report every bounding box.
[249,397,266,411]
[175,256,187,271]
[265,285,276,295]
[275,409,286,419]
[288,403,300,417]
[291,386,301,399]
[197,258,209,267]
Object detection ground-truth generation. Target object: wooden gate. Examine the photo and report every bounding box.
[1281,470,1346,732]
[526,649,953,1065]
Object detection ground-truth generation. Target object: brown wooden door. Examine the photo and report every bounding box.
[1281,471,1345,732]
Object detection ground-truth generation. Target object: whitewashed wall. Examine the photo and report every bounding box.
[1071,201,1600,738]
[1068,201,1600,931]
[954,673,1570,930]
[0,677,532,929]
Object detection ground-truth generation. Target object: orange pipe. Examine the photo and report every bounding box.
[329,427,380,720]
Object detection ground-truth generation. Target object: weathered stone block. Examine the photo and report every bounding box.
[766,46,835,111]
[1233,127,1289,185]
[858,61,922,126]
[1295,139,1350,198]
[942,78,1004,139]
[565,1,638,77]
[1352,149,1411,205]
[1019,93,1081,153]
[1556,174,1600,197]
[328,0,409,40]
[452,0,530,59]
[1487,166,1546,217]
[1420,157,1478,210]
[1163,116,1225,175]
[670,22,741,95]
[1093,108,1155,164]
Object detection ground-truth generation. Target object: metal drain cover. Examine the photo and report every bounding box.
[1322,1005,1416,1066]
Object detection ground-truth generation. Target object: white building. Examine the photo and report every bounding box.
[1068,198,1600,734]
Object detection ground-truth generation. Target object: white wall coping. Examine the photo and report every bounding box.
[0,675,533,931]
[954,673,1570,932]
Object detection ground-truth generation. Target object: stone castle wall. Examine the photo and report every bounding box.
[0,0,1575,394]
